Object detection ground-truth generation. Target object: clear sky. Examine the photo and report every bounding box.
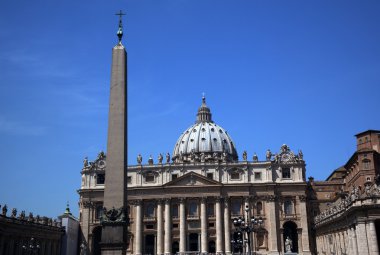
[0,1,379,218]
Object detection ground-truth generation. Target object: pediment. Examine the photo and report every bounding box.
[164,172,222,187]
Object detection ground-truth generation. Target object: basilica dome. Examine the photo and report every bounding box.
[172,97,238,163]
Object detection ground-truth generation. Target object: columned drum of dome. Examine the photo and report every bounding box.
[172,97,238,163]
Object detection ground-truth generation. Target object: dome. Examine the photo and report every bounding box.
[172,96,238,163]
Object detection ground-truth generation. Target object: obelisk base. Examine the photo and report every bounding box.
[101,225,127,255]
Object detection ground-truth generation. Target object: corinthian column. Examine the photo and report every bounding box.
[368,221,379,255]
[215,197,224,254]
[224,197,231,255]
[134,200,143,255]
[164,199,172,255]
[351,226,359,255]
[200,197,208,254]
[179,198,186,253]
[356,222,369,255]
[157,200,164,255]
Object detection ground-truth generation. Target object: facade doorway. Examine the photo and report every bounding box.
[283,221,298,253]
[92,227,102,255]
[172,241,179,254]
[208,240,216,253]
[189,233,199,251]
[144,234,155,255]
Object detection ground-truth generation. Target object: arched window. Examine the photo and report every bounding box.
[284,200,293,215]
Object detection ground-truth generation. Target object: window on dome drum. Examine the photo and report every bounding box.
[284,200,293,215]
[188,201,198,216]
[207,173,213,180]
[254,172,262,181]
[282,168,291,179]
[173,223,178,229]
[95,204,103,219]
[96,174,105,185]
[145,203,155,217]
[172,204,179,218]
[207,203,214,217]
[230,171,240,180]
[127,176,132,184]
[172,174,178,180]
[145,173,155,183]
[231,200,241,216]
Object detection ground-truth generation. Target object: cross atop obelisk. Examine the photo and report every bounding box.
[115,10,125,44]
[101,11,128,255]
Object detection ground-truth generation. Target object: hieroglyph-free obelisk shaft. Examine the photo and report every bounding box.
[101,12,128,255]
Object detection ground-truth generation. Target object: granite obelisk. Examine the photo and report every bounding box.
[101,11,128,255]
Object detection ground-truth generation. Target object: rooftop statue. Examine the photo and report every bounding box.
[148,155,154,165]
[242,151,247,161]
[158,153,163,164]
[2,204,7,216]
[166,153,170,163]
[253,153,258,162]
[83,157,88,167]
[266,149,272,161]
[137,154,142,165]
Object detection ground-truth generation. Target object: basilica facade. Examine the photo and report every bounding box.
[78,96,312,255]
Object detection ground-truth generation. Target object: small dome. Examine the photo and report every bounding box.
[172,96,238,163]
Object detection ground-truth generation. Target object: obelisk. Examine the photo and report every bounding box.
[101,11,128,255]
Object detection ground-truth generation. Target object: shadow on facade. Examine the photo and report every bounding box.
[92,226,102,255]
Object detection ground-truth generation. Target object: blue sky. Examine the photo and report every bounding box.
[0,1,379,218]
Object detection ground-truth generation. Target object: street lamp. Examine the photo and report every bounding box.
[22,237,40,255]
[232,205,264,255]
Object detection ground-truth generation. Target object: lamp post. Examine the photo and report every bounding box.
[22,237,40,255]
[232,205,263,255]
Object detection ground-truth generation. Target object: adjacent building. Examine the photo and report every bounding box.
[309,130,380,255]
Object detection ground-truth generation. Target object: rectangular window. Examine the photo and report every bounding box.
[145,174,155,183]
[282,168,291,179]
[146,224,154,229]
[231,172,240,180]
[231,200,241,215]
[254,172,262,180]
[284,200,293,215]
[172,204,178,218]
[95,204,103,219]
[188,201,198,216]
[172,174,178,180]
[208,222,215,228]
[127,176,132,184]
[172,223,178,228]
[145,203,155,217]
[96,174,105,185]
[207,173,214,179]
[207,203,214,217]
